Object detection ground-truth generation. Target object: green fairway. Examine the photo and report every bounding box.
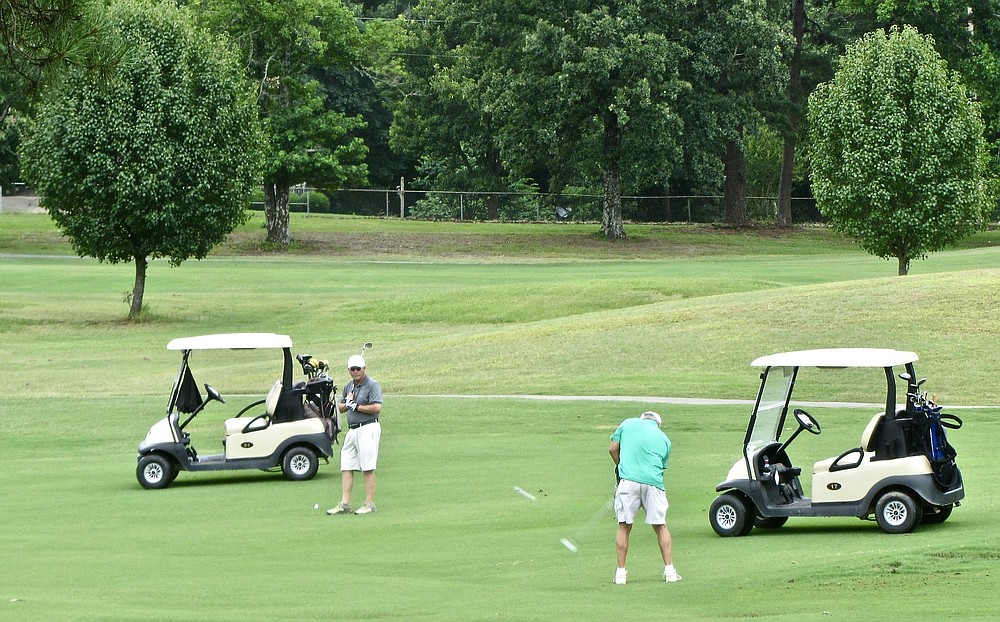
[2,214,999,620]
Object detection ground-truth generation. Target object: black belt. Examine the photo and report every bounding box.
[348,419,378,429]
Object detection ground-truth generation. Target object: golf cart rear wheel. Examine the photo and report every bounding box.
[875,490,922,534]
[137,454,175,490]
[282,446,318,481]
[710,493,754,537]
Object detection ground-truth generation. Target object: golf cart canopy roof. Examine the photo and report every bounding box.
[751,348,918,369]
[167,333,293,351]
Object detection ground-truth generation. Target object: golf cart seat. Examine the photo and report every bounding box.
[223,380,282,436]
[813,412,886,474]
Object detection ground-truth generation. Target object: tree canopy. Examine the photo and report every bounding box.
[193,0,369,248]
[808,26,994,275]
[19,0,263,317]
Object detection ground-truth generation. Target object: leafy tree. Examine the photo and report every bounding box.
[774,0,869,227]
[839,0,1000,166]
[194,0,368,248]
[19,0,262,318]
[492,0,690,239]
[380,0,533,220]
[808,26,994,275]
[675,0,788,226]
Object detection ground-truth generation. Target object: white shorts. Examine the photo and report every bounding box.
[614,479,669,525]
[340,422,381,472]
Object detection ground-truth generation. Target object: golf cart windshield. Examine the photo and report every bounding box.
[745,348,920,453]
[747,366,795,450]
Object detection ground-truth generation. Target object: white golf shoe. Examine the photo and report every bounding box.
[614,568,627,585]
[326,502,352,515]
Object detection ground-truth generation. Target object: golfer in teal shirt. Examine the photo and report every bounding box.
[609,411,680,585]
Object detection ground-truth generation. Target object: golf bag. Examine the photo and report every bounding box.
[905,389,963,491]
[296,355,341,444]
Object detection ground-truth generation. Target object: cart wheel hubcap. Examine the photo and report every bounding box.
[145,464,163,482]
[883,501,908,525]
[717,506,737,529]
[290,455,310,474]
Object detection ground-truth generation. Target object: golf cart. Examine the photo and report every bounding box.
[136,333,340,489]
[710,348,964,536]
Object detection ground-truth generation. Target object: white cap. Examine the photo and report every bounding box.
[347,354,366,369]
[641,411,662,426]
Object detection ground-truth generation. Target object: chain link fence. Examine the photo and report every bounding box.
[308,188,824,224]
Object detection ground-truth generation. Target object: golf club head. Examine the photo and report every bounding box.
[361,342,372,355]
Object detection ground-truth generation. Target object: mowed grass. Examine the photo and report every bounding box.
[2,213,1000,620]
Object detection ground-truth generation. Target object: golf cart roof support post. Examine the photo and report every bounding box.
[883,366,896,419]
[166,350,192,415]
[282,348,293,388]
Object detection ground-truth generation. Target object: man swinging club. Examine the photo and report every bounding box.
[609,410,680,585]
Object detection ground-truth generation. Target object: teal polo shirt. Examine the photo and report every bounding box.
[611,417,671,490]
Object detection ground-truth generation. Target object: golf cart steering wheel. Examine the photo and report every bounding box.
[793,408,821,435]
[205,384,225,404]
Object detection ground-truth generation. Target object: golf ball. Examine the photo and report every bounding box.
[313,504,320,510]
[560,538,578,553]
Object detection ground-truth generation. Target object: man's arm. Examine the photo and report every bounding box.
[609,440,621,466]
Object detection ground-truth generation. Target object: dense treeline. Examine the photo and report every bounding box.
[2,0,999,242]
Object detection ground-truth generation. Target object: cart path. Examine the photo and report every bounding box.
[398,395,994,409]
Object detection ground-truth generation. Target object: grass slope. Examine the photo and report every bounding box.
[2,213,999,620]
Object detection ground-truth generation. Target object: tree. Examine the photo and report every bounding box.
[194,0,368,248]
[495,0,690,239]
[676,0,788,226]
[381,0,543,220]
[1,0,122,112]
[19,0,262,318]
[808,26,994,275]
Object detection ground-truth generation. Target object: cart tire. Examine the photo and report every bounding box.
[282,446,318,481]
[137,455,174,489]
[754,516,788,529]
[875,490,922,533]
[921,504,953,524]
[710,493,753,537]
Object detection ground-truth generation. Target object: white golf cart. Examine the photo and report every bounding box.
[710,348,964,536]
[136,333,339,489]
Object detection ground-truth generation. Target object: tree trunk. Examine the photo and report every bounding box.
[485,193,500,220]
[263,181,291,248]
[777,137,796,227]
[601,165,626,239]
[129,255,147,319]
[486,147,502,220]
[723,138,749,225]
[777,0,805,228]
[898,253,910,276]
[600,111,627,239]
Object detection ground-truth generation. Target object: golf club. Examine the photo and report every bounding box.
[561,498,614,552]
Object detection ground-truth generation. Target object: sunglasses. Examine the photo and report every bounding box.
[349,366,363,372]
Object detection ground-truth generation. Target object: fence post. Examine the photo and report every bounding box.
[398,177,405,218]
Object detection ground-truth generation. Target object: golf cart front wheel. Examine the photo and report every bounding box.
[282,446,318,481]
[875,490,922,534]
[710,493,754,537]
[137,454,175,490]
